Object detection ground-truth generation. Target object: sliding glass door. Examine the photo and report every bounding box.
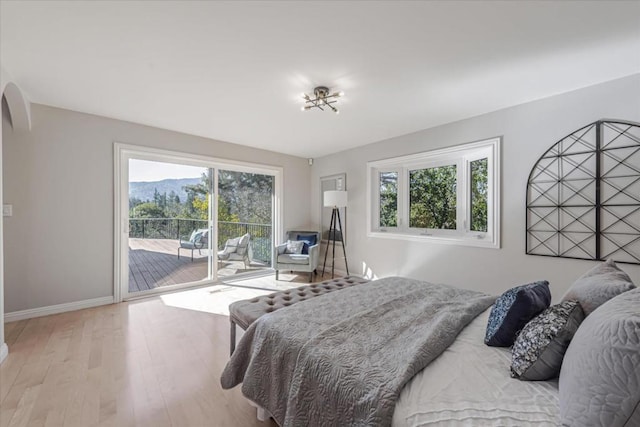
[128,160,213,295]
[217,170,274,276]
[115,144,282,301]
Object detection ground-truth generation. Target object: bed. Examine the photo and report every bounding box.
[393,308,559,426]
[221,266,639,427]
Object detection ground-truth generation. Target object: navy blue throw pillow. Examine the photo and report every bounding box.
[297,234,317,255]
[485,280,551,347]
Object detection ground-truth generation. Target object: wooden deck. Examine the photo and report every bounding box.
[128,238,270,293]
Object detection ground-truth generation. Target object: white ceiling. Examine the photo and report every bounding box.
[1,1,639,159]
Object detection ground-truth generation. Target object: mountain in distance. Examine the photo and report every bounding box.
[129,177,201,203]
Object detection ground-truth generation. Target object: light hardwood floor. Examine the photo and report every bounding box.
[0,273,330,427]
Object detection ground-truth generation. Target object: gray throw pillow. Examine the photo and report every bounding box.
[285,240,304,255]
[561,259,635,316]
[236,233,250,255]
[559,288,640,427]
[224,236,241,253]
[511,300,584,381]
[190,230,203,243]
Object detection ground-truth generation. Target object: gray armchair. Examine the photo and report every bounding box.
[274,230,321,282]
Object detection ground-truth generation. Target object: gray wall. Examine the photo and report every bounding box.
[3,75,639,314]
[311,74,640,300]
[2,104,311,313]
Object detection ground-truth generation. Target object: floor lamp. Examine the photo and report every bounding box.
[322,190,349,278]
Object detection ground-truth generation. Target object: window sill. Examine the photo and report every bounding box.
[367,230,500,249]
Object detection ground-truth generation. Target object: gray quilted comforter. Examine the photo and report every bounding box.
[221,276,495,426]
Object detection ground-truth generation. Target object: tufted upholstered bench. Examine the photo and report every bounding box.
[228,276,370,355]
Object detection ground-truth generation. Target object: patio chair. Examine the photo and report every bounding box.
[274,230,320,283]
[178,228,208,261]
[217,233,252,268]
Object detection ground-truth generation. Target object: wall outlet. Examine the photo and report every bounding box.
[2,204,12,217]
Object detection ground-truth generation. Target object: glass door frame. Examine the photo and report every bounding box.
[113,143,283,302]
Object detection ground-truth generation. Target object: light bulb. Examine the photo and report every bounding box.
[301,106,306,111]
[337,91,345,97]
[335,109,340,115]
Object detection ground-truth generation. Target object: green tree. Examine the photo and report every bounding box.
[129,196,144,210]
[182,173,209,219]
[409,165,457,229]
[131,202,165,218]
[470,158,488,232]
[152,188,167,210]
[190,195,239,222]
[181,171,241,223]
[218,170,273,224]
[165,190,181,217]
[379,172,398,227]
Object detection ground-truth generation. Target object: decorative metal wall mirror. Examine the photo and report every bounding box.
[526,119,640,264]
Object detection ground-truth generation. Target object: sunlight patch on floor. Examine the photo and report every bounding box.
[159,284,273,316]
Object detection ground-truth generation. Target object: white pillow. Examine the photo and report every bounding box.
[284,240,304,255]
[236,233,250,255]
[224,236,241,253]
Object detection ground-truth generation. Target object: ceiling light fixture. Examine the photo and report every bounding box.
[301,86,344,114]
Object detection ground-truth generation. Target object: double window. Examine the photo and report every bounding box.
[367,137,500,248]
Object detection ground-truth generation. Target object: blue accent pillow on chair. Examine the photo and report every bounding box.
[485,280,551,347]
[297,234,317,255]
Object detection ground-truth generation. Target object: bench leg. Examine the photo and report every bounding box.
[230,320,236,356]
[248,400,269,422]
[256,406,268,422]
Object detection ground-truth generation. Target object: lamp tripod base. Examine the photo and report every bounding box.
[322,207,349,279]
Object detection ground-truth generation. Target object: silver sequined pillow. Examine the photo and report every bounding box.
[511,300,584,381]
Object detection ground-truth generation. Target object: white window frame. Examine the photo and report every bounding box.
[366,137,500,248]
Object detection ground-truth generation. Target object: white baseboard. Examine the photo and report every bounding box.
[0,343,8,364]
[4,296,114,323]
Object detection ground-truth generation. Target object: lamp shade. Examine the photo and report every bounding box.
[324,190,348,208]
